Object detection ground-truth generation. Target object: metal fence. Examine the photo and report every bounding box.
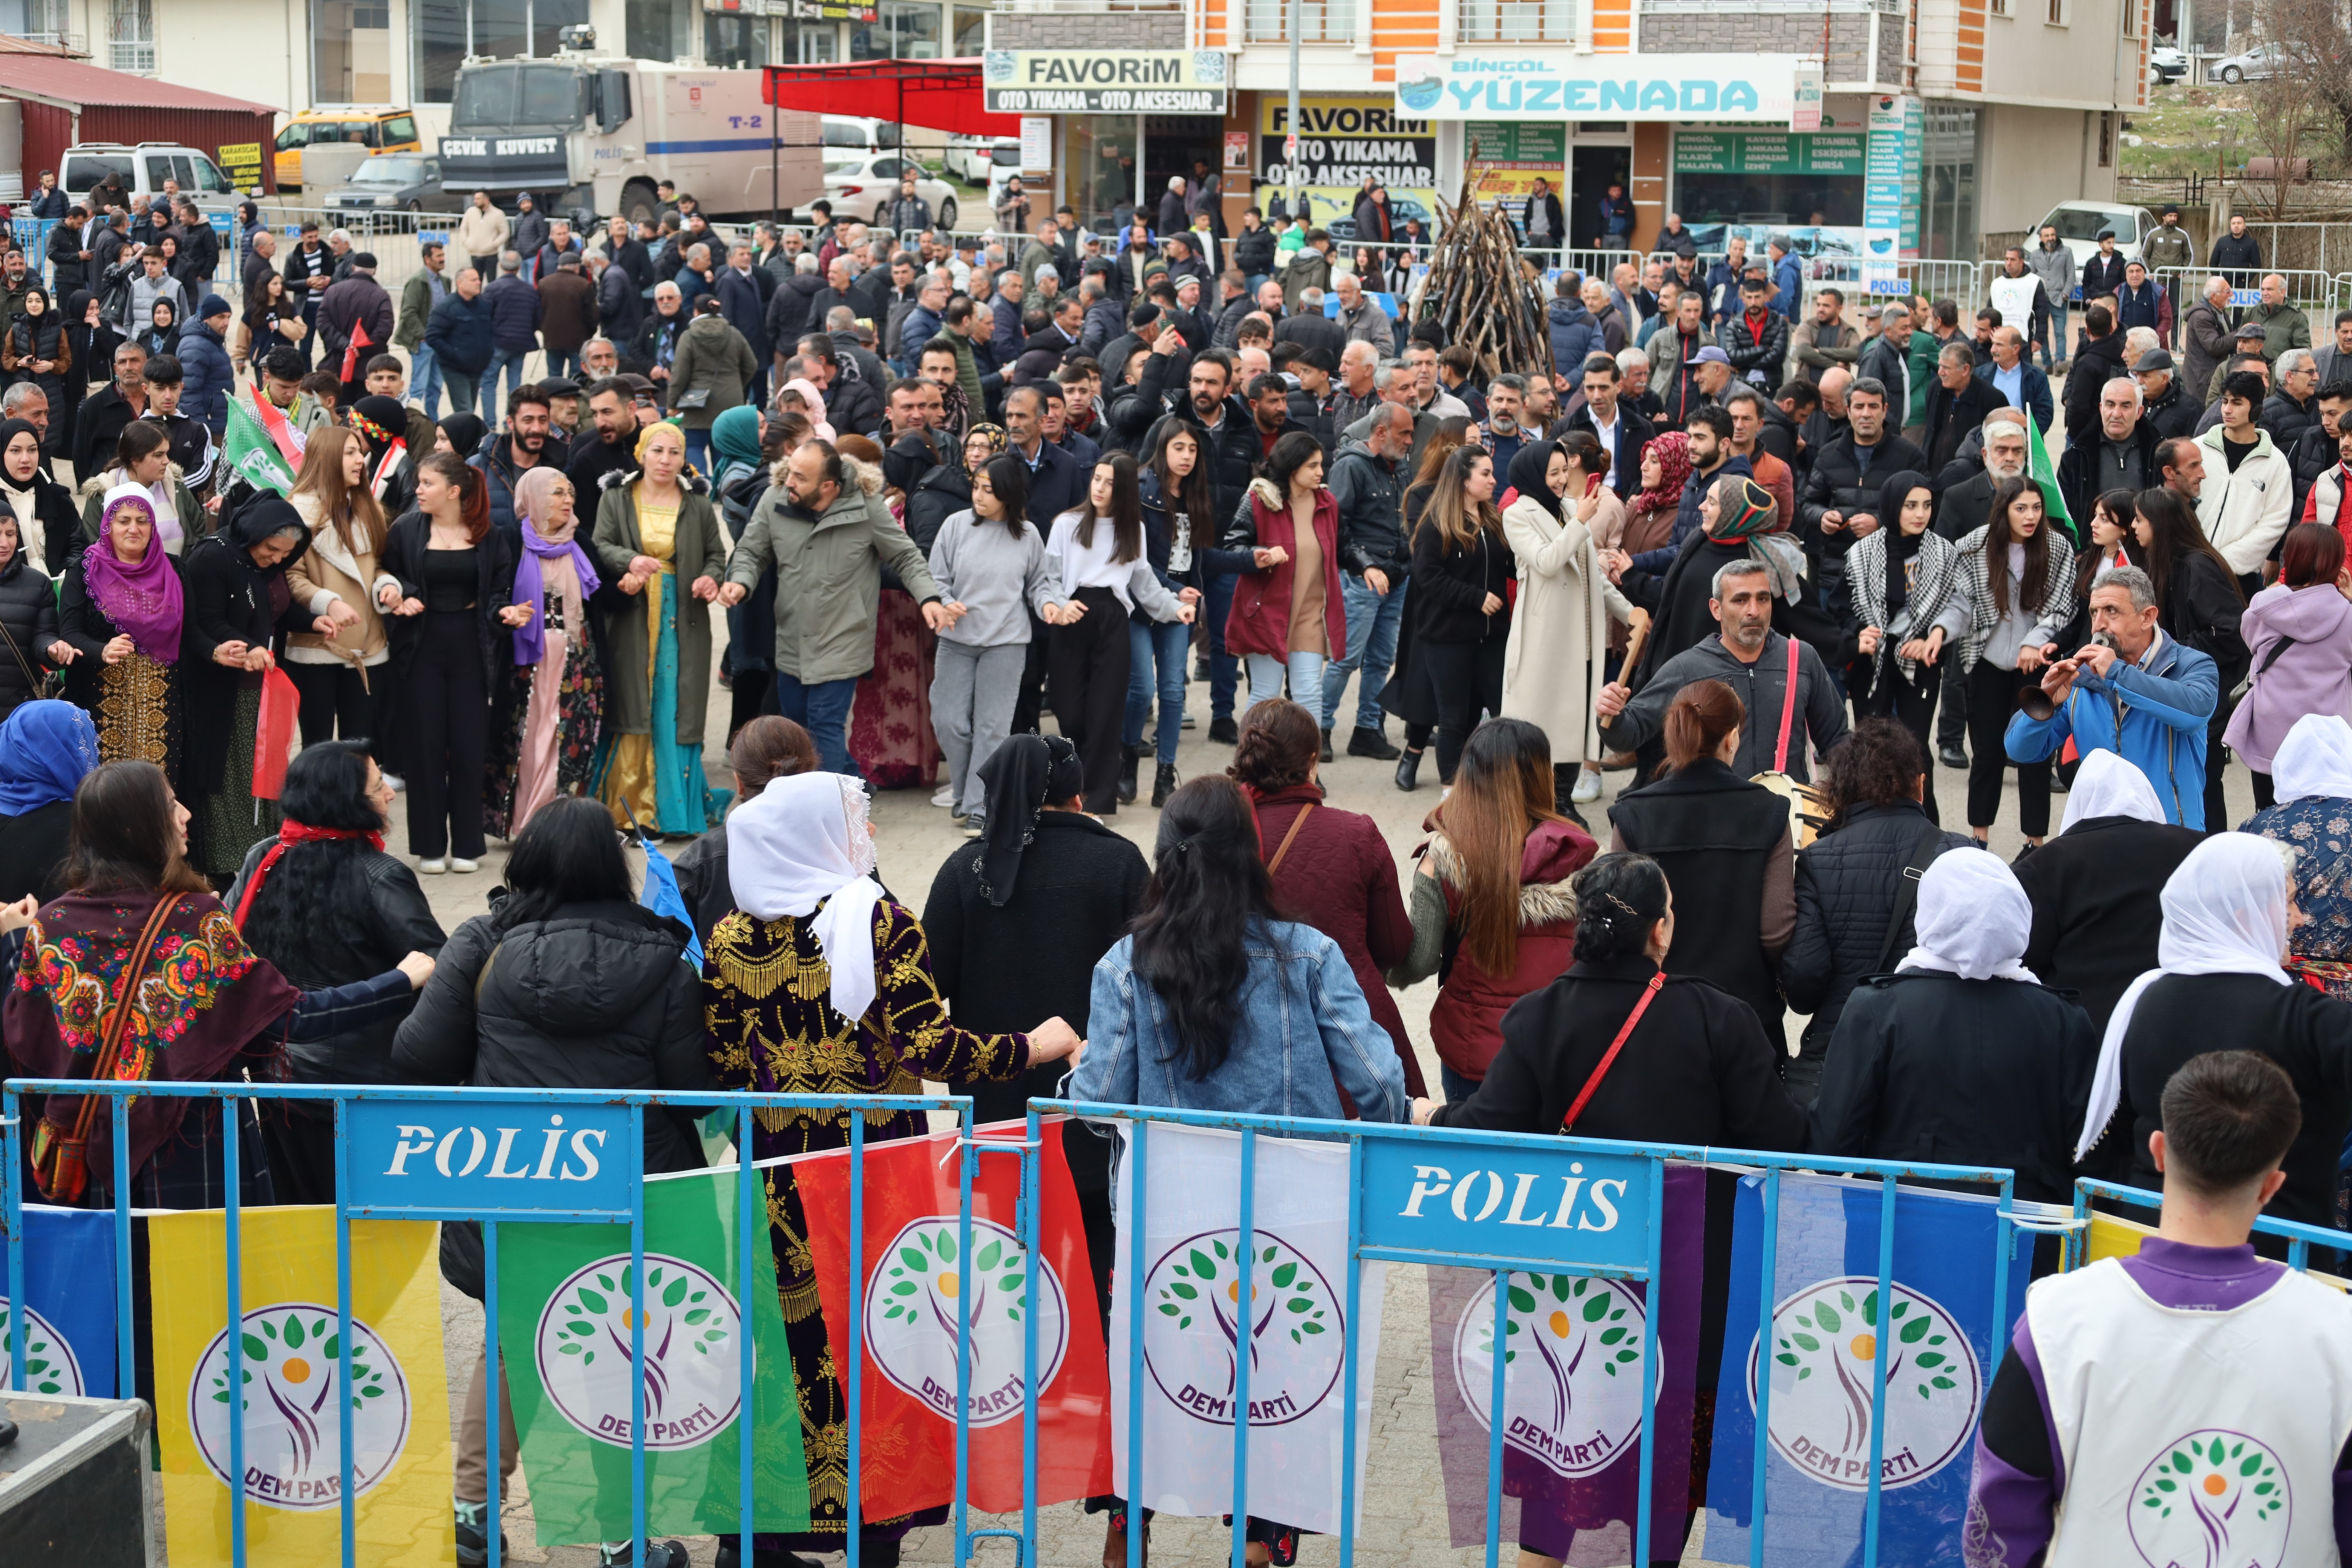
[0,1076,2069,1567]
[2070,1176,2348,1271]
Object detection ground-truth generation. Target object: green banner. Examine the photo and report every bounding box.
[221,395,296,497]
[495,1168,810,1546]
[1673,130,1865,176]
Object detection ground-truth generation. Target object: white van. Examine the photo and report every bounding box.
[61,141,243,215]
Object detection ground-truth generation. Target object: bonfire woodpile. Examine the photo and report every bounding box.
[1415,162,1553,384]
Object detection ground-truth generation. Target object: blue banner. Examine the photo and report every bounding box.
[1703,1173,2026,1567]
[3,1203,118,1397]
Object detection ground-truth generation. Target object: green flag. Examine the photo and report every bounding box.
[2026,415,2076,541]
[496,1167,810,1546]
[222,393,296,496]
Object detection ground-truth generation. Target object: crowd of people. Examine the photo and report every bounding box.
[4,179,2352,1566]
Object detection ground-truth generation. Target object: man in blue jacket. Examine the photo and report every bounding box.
[2005,563,2219,829]
[1768,234,1805,319]
[481,252,542,427]
[178,293,237,440]
[423,267,495,421]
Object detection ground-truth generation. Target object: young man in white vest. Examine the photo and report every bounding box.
[1966,1050,2352,1566]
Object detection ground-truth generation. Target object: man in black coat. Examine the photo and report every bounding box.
[2134,348,2201,441]
[794,333,884,437]
[2057,377,2162,527]
[1797,377,1926,604]
[1920,337,2007,474]
[1272,292,1346,364]
[2079,233,2127,307]
[2262,347,2320,452]
[2061,303,2129,444]
[1557,351,1654,501]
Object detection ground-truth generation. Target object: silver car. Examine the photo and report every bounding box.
[324,155,463,224]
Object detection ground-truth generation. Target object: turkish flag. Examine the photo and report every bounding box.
[796,1117,1112,1517]
[339,318,374,384]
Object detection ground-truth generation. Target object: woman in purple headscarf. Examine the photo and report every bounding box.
[485,464,607,838]
[58,483,183,775]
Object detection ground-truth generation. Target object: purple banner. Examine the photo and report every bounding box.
[1429,1164,1704,1565]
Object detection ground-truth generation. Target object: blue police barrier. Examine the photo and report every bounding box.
[2071,1176,2349,1272]
[1030,1099,2034,1568]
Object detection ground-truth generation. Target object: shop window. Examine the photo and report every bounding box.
[1674,173,1864,228]
[108,0,152,73]
[312,0,393,104]
[706,11,769,67]
[853,0,942,59]
[1459,0,1571,43]
[626,0,693,63]
[415,0,592,103]
[952,4,985,53]
[1248,0,1351,42]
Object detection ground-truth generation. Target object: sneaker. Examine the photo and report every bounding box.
[381,772,406,792]
[599,1540,694,1568]
[453,1502,507,1568]
[1346,726,1400,761]
[418,858,447,875]
[450,858,479,874]
[963,813,985,839]
[1571,767,1603,804]
[1181,711,1196,729]
[1208,715,1238,744]
[931,783,956,808]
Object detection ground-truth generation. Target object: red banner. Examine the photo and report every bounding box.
[251,664,300,799]
[796,1119,1112,1516]
[339,319,373,384]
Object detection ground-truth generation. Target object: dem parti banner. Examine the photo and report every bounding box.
[797,1116,1113,1517]
[1109,1122,1383,1536]
[1703,1173,2028,1568]
[1258,96,1438,231]
[1427,1165,1703,1565]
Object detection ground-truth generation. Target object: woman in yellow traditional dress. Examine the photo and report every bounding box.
[591,421,726,834]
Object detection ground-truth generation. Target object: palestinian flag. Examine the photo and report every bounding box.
[224,385,301,496]
[2026,416,2076,542]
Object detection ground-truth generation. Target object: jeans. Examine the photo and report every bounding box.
[484,347,531,423]
[542,348,577,381]
[1441,1063,1481,1104]
[442,368,482,423]
[2035,299,2068,371]
[774,671,860,776]
[686,427,711,476]
[1124,616,1190,759]
[1320,573,1406,735]
[931,639,1025,819]
[1245,650,1327,729]
[408,341,444,418]
[1203,570,1241,719]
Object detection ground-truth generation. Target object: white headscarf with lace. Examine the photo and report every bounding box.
[1896,846,2039,984]
[725,771,886,1021]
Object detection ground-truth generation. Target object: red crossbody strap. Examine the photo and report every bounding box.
[1561,972,1666,1133]
[1774,634,1799,774]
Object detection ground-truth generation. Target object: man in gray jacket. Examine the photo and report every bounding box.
[2026,224,2077,372]
[1595,557,1849,781]
[719,439,952,775]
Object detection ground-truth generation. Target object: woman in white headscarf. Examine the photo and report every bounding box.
[2244,713,2352,999]
[700,770,1080,1566]
[1808,846,2098,1202]
[2013,749,2205,1034]
[2082,832,2352,1236]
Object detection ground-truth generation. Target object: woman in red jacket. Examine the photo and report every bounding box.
[1389,716,1597,1101]
[1229,697,1426,1099]
[1222,430,1347,732]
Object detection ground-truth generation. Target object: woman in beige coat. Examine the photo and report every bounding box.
[1500,432,1634,811]
[283,426,401,750]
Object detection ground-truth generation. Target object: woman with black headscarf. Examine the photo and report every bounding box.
[59,291,122,464]
[179,494,337,884]
[2,288,70,449]
[433,412,487,461]
[1844,468,1959,820]
[1500,432,1634,813]
[920,732,1148,1305]
[0,416,81,575]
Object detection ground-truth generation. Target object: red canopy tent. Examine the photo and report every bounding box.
[761,58,1019,139]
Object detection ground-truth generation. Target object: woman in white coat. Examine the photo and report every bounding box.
[1499,432,1635,811]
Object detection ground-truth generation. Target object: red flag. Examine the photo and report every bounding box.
[250,664,300,799]
[339,317,374,384]
[797,1118,1112,1517]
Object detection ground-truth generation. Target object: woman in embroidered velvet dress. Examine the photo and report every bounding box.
[1,760,431,1208]
[2242,713,2352,999]
[702,772,1081,1563]
[58,485,183,773]
[487,465,607,838]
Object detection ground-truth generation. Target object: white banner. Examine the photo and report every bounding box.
[1109,1124,1383,1535]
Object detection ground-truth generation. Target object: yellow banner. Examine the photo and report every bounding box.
[150,1207,453,1566]
[2082,1210,2348,1291]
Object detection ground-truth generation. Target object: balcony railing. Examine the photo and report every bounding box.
[1458,0,1573,43]
[1246,0,1354,40]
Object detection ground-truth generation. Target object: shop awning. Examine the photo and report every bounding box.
[762,59,1018,140]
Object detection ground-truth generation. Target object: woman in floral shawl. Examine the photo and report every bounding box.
[2,760,430,1207]
[702,772,1079,1564]
[487,465,606,838]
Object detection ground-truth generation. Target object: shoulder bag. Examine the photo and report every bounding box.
[1560,971,1667,1134]
[1263,803,1314,876]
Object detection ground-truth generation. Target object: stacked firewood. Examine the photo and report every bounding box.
[1416,163,1553,384]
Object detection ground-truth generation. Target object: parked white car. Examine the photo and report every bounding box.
[945,135,1019,185]
[824,152,960,231]
[2032,199,2159,268]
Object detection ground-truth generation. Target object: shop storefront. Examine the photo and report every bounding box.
[980,47,1228,233]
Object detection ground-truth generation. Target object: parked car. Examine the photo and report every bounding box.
[945,135,1018,185]
[61,141,241,216]
[1323,195,1438,245]
[2151,44,2190,83]
[322,156,462,228]
[822,116,902,156]
[273,108,425,191]
[824,151,958,231]
[2211,41,2296,83]
[2032,199,2159,268]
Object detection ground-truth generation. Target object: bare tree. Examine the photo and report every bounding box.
[2254,0,2352,166]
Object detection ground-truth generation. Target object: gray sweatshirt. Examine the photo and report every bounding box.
[1598,631,1850,782]
[927,509,1061,648]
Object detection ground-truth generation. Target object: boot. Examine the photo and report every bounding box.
[1209,714,1238,744]
[1152,762,1179,806]
[1347,725,1400,760]
[1394,746,1423,792]
[1118,744,1140,804]
[1318,727,1335,763]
